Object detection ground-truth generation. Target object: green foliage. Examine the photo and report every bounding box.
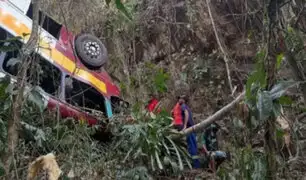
[256,90,273,121]
[119,166,153,180]
[245,48,296,128]
[285,26,305,52]
[111,112,191,174]
[0,76,12,154]
[153,68,169,93]
[139,62,170,96]
[218,146,267,180]
[278,96,293,105]
[269,81,296,100]
[0,36,22,52]
[106,0,132,20]
[246,80,295,124]
[246,50,267,100]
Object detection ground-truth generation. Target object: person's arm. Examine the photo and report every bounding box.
[202,132,209,155]
[183,109,188,129]
[202,144,209,155]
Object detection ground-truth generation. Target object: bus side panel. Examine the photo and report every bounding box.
[8,0,31,14]
[47,97,99,126]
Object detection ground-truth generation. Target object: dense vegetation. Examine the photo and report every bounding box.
[1,0,306,179]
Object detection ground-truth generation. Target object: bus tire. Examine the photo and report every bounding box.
[75,34,108,69]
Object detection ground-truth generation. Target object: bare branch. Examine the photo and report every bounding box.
[180,91,245,136]
[206,0,234,93]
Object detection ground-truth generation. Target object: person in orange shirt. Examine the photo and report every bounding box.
[172,95,200,168]
[171,99,184,130]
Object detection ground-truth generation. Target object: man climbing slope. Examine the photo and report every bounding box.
[178,95,200,168]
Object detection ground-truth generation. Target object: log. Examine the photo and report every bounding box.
[180,91,245,136]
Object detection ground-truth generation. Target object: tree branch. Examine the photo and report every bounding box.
[206,0,234,93]
[180,91,245,136]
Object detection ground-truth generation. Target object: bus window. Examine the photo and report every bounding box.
[0,28,7,42]
[42,17,62,39]
[26,4,62,39]
[65,76,107,117]
[29,54,62,96]
[2,41,23,76]
[2,44,62,96]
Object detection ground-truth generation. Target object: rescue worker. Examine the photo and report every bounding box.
[201,123,230,171]
[177,95,200,168]
[171,99,184,131]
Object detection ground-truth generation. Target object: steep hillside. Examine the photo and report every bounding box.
[2,0,305,179]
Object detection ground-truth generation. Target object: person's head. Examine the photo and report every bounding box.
[177,94,188,105]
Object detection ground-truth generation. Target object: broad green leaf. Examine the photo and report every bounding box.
[150,155,155,171]
[155,151,163,170]
[246,72,258,99]
[276,53,284,69]
[270,81,296,100]
[254,53,267,88]
[115,0,132,20]
[272,103,282,117]
[6,57,21,67]
[278,96,293,105]
[20,121,46,147]
[167,137,184,170]
[27,86,45,112]
[178,146,192,169]
[161,140,170,155]
[256,91,273,121]
[246,67,266,99]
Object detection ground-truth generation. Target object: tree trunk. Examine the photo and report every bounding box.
[265,119,277,179]
[4,0,40,177]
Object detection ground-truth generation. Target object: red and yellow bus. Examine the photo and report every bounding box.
[0,0,127,126]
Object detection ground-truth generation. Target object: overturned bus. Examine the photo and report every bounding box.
[0,0,128,126]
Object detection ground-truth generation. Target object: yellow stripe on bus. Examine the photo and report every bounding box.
[0,8,107,94]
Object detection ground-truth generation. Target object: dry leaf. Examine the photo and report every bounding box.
[27,153,61,180]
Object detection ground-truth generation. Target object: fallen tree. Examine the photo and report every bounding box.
[180,91,245,136]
